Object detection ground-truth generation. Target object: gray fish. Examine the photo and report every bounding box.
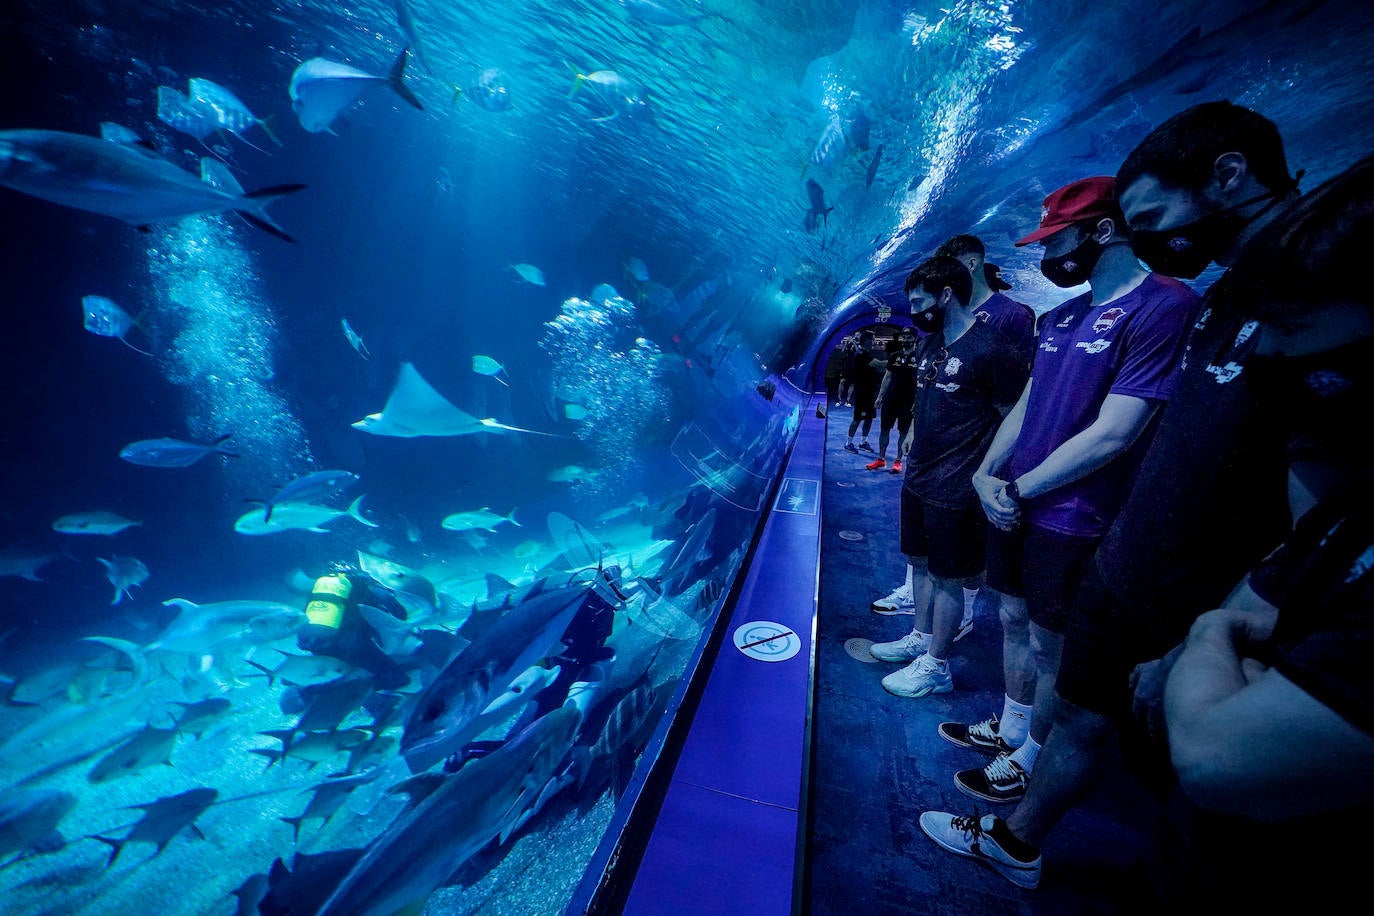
[567,67,656,126]
[187,78,279,148]
[0,546,57,582]
[246,649,352,689]
[804,178,833,233]
[93,787,218,867]
[289,51,424,135]
[318,705,581,915]
[0,128,305,241]
[119,434,237,468]
[400,580,588,771]
[288,672,377,741]
[170,697,231,739]
[0,787,77,860]
[87,726,178,784]
[252,728,369,769]
[259,469,359,523]
[96,555,149,605]
[82,295,151,354]
[51,510,141,536]
[156,85,218,141]
[280,768,380,842]
[865,143,884,190]
[230,872,270,916]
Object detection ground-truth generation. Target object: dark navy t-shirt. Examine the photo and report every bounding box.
[905,321,1029,509]
[975,291,1035,367]
[1008,273,1201,538]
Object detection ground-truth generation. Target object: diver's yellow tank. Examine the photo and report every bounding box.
[305,573,352,629]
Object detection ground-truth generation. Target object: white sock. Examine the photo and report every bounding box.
[999,696,1033,747]
[904,564,915,593]
[1009,734,1041,773]
[963,587,979,618]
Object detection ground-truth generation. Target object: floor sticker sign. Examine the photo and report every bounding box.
[734,620,801,662]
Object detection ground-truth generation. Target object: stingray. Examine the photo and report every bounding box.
[353,363,563,438]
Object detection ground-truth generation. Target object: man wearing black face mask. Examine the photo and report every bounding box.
[929,177,1199,820]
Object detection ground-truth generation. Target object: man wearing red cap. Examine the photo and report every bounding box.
[931,175,1201,824]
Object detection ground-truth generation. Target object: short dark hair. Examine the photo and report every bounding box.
[1220,155,1374,321]
[1118,101,1294,195]
[904,255,973,307]
[934,234,985,260]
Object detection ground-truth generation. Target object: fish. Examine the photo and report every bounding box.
[156,85,218,141]
[288,50,424,135]
[842,107,871,152]
[353,362,563,438]
[119,434,237,468]
[341,319,370,359]
[282,672,376,741]
[808,115,848,171]
[246,650,352,689]
[564,403,588,420]
[356,550,435,605]
[152,598,304,654]
[441,507,520,533]
[865,143,884,190]
[86,726,178,783]
[0,129,305,241]
[257,470,359,523]
[512,540,542,561]
[400,581,588,771]
[230,873,270,916]
[393,0,432,74]
[82,295,152,355]
[187,77,279,149]
[623,257,650,283]
[93,787,218,867]
[252,728,369,769]
[472,354,510,386]
[804,178,833,233]
[0,546,57,582]
[234,496,376,535]
[169,697,231,739]
[97,555,149,605]
[547,465,594,484]
[0,787,77,861]
[99,121,145,146]
[52,511,141,536]
[316,705,581,914]
[280,768,380,842]
[567,67,656,125]
[462,531,489,553]
[466,67,512,111]
[510,262,545,285]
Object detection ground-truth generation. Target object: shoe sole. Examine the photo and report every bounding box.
[918,814,1040,889]
[869,650,924,663]
[954,772,1024,805]
[883,681,953,698]
[870,605,916,616]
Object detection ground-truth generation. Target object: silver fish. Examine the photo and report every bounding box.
[82,295,151,354]
[288,51,423,135]
[234,496,376,536]
[0,787,77,859]
[94,787,218,867]
[0,129,304,241]
[187,77,279,148]
[51,510,141,536]
[119,434,236,468]
[96,555,149,605]
[259,469,359,523]
[87,726,178,783]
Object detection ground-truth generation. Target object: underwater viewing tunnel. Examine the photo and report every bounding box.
[1,1,1373,914]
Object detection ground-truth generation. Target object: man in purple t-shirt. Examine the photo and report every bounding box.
[938,177,1200,810]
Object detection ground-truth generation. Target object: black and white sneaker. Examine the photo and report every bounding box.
[919,812,1041,889]
[844,442,859,453]
[955,753,1029,805]
[938,716,1014,756]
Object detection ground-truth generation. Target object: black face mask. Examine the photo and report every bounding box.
[1040,233,1103,288]
[1130,190,1283,279]
[1244,335,1374,463]
[911,306,943,335]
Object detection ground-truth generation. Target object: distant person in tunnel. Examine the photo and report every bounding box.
[867,255,1028,699]
[868,327,919,472]
[843,329,885,453]
[836,333,859,407]
[940,175,1200,813]
[919,100,1336,895]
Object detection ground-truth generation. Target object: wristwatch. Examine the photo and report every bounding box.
[1004,479,1022,503]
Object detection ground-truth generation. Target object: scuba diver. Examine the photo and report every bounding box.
[296,562,412,690]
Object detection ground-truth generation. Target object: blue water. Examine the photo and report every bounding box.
[1,0,1372,913]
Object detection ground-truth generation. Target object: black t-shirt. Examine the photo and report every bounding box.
[904,321,1028,509]
[850,346,885,395]
[884,348,920,409]
[1094,285,1292,615]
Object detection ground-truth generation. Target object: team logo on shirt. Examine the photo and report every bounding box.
[1056,314,1074,328]
[974,309,990,323]
[1075,339,1112,354]
[1092,307,1126,334]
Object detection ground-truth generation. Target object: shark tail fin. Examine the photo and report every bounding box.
[388,49,425,112]
[238,184,307,243]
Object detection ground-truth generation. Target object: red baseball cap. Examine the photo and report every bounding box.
[1015,176,1118,246]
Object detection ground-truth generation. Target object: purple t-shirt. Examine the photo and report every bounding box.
[1008,273,1201,537]
[975,292,1035,366]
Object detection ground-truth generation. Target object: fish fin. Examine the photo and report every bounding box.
[257,114,283,148]
[348,495,378,528]
[245,658,276,688]
[237,183,306,242]
[388,49,425,111]
[451,84,464,107]
[119,336,154,356]
[565,63,585,97]
[94,835,124,868]
[280,814,304,843]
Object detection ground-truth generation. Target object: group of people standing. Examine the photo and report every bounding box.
[833,99,1373,905]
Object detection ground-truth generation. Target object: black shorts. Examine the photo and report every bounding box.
[1055,559,1203,719]
[900,486,986,580]
[852,395,878,421]
[986,523,1100,633]
[880,402,912,435]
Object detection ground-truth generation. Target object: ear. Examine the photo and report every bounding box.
[1093,217,1116,244]
[1212,151,1248,194]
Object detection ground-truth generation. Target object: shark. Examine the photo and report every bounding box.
[399,580,589,772]
[316,705,581,915]
[352,362,563,438]
[0,129,305,241]
[0,546,57,582]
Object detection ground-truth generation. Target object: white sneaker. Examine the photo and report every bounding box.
[870,582,915,615]
[882,653,953,698]
[869,626,930,662]
[919,811,1042,889]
